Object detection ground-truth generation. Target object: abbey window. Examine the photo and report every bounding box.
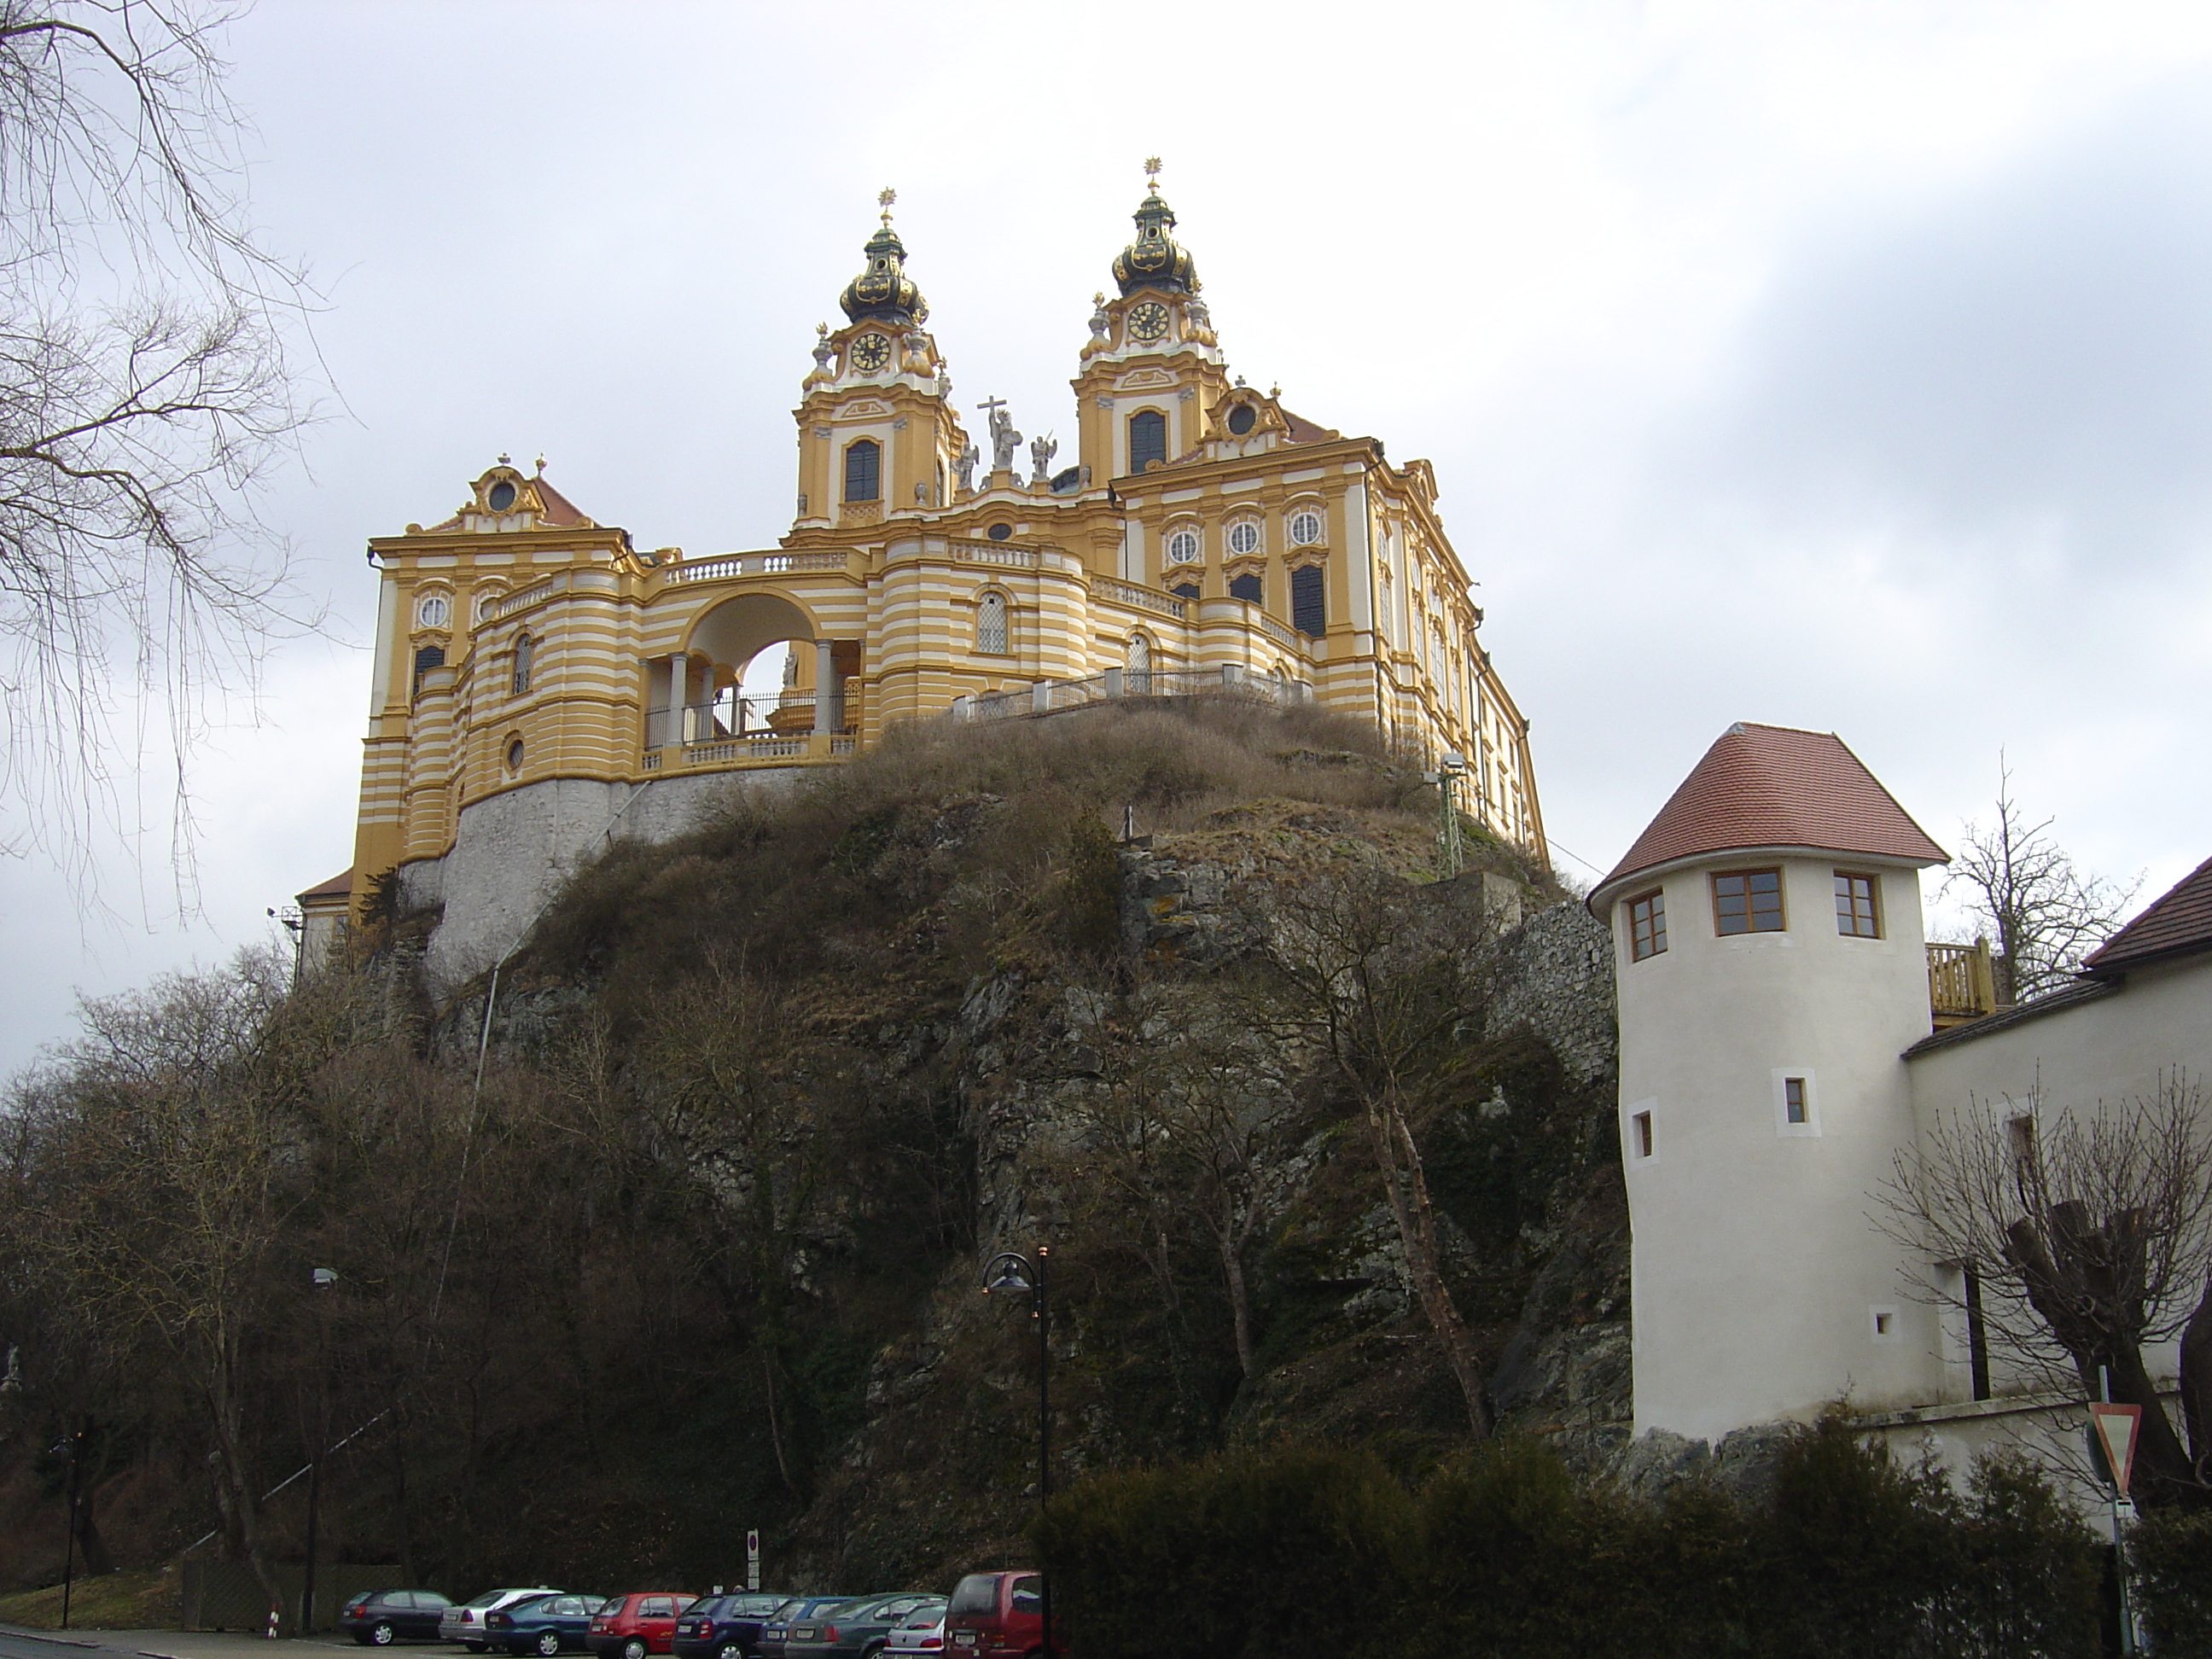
[1128,409,1167,474]
[1290,565,1325,638]
[511,632,534,697]
[844,438,881,503]
[975,591,1009,655]
[1229,570,1262,604]
[1125,630,1152,693]
[411,643,445,697]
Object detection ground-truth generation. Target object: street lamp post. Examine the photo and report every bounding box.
[300,1266,338,1636]
[54,1425,84,1630]
[983,1247,1054,1655]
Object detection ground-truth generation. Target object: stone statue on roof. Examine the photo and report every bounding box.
[1030,432,1057,485]
[954,435,980,495]
[987,401,1022,474]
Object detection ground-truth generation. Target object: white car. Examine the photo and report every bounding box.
[441,1589,566,1651]
[881,1603,946,1659]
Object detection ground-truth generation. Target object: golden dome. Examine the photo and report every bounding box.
[839,192,927,326]
[1111,183,1199,298]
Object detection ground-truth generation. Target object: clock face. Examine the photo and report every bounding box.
[1128,301,1170,342]
[851,333,892,372]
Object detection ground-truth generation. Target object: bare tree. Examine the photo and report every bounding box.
[1881,1071,2212,1509]
[1942,758,2139,1004]
[1250,864,1498,1436]
[0,3,317,890]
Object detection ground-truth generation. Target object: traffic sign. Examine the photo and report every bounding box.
[746,1528,761,1592]
[2089,1403,2144,1498]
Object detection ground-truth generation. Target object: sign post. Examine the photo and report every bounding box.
[2088,1400,2144,1655]
[746,1528,761,1593]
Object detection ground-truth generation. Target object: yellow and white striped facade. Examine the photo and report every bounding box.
[346,185,1545,917]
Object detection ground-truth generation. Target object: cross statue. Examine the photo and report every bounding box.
[975,395,1006,421]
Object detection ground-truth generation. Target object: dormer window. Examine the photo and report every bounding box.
[1227,403,1257,435]
[487,480,517,512]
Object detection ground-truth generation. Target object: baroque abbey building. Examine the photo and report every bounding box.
[318,175,1545,981]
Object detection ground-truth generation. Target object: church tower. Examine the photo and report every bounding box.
[1071,162,1234,486]
[792,191,969,532]
[1590,724,1950,1440]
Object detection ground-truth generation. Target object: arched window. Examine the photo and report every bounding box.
[975,590,1010,655]
[1170,580,1201,602]
[1290,566,1326,638]
[844,439,881,503]
[1128,409,1167,474]
[1126,630,1152,694]
[511,632,534,696]
[411,643,445,696]
[1229,570,1262,604]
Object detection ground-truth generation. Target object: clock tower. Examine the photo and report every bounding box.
[792,191,969,533]
[1071,162,1232,485]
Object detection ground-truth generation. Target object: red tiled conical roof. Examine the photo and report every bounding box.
[1591,723,1947,910]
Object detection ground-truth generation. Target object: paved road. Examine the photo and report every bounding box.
[0,1629,358,1659]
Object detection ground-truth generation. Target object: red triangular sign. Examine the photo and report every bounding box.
[2089,1403,2143,1497]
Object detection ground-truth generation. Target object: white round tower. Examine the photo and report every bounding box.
[1591,722,1949,1441]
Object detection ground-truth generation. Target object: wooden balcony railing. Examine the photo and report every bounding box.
[1928,939,2000,1028]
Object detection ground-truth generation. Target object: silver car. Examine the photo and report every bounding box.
[442,1589,566,1651]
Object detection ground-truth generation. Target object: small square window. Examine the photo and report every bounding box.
[1871,1305,1901,1343]
[1713,868,1784,934]
[1784,1077,1807,1123]
[1835,871,1881,937]
[1627,889,1668,961]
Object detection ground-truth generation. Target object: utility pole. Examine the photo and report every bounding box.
[56,1426,82,1629]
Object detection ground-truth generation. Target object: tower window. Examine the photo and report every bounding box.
[1229,570,1262,604]
[1835,871,1881,937]
[1627,889,1667,961]
[505,737,525,772]
[1632,1109,1655,1159]
[1784,1077,1807,1124]
[844,439,881,503]
[975,591,1009,655]
[1713,868,1784,934]
[1290,564,1325,637]
[511,632,534,697]
[411,643,445,696]
[1128,409,1167,474]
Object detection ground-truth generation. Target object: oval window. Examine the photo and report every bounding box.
[415,592,451,630]
[1227,521,1260,556]
[487,480,518,511]
[505,738,525,771]
[987,522,1014,542]
[1288,509,1324,546]
[1166,528,1201,563]
[1226,404,1257,435]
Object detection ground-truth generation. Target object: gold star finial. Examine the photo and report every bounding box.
[878,186,897,223]
[534,453,545,474]
[1144,156,1162,186]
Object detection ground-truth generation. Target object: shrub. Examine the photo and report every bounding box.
[2132,1504,2212,1656]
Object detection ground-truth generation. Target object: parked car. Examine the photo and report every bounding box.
[589,1592,699,1659]
[753,1598,853,1659]
[783,1596,941,1659]
[881,1604,946,1659]
[486,1594,608,1656]
[672,1592,795,1659]
[445,1590,568,1652]
[342,1589,455,1646]
[943,1574,1052,1659]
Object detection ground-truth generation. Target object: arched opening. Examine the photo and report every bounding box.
[510,632,535,696]
[1128,408,1167,474]
[1229,570,1262,605]
[661,591,850,746]
[1125,630,1152,695]
[975,589,1010,655]
[411,643,445,697]
[843,438,881,503]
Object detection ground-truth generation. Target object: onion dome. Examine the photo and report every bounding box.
[840,189,927,326]
[1111,166,1200,297]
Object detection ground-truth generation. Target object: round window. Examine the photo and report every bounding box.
[415,592,451,630]
[1227,521,1260,556]
[1166,528,1201,563]
[987,522,1014,542]
[505,738,525,772]
[1226,404,1257,435]
[487,480,518,511]
[1288,509,1324,546]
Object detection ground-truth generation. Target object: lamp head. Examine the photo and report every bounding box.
[311,1266,339,1289]
[984,1256,1034,1295]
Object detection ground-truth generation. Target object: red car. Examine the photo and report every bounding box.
[591,1593,700,1659]
[942,1574,1056,1659]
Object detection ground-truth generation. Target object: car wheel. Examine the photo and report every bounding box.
[623,1640,649,1659]
[536,1633,562,1658]
[717,1646,742,1659]
[372,1625,398,1647]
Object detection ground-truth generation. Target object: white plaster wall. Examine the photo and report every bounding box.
[1613,854,1943,1439]
[399,767,805,992]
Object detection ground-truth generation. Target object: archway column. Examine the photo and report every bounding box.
[812,638,840,733]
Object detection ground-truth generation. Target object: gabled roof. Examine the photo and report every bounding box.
[2082,853,2212,977]
[296,868,353,905]
[1591,723,1947,910]
[1280,407,1341,445]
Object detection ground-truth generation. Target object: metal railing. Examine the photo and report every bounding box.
[956,663,1313,725]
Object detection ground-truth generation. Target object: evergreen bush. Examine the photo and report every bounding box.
[2132,1504,2212,1656]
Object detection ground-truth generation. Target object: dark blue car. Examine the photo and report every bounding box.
[672,1593,793,1659]
[754,1599,851,1659]
[486,1594,609,1656]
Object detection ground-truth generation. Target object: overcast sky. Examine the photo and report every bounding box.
[3,0,2209,1074]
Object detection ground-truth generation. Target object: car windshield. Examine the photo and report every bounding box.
[946,1578,998,1615]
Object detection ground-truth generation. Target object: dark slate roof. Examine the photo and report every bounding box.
[1592,723,1947,910]
[2082,854,2212,977]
